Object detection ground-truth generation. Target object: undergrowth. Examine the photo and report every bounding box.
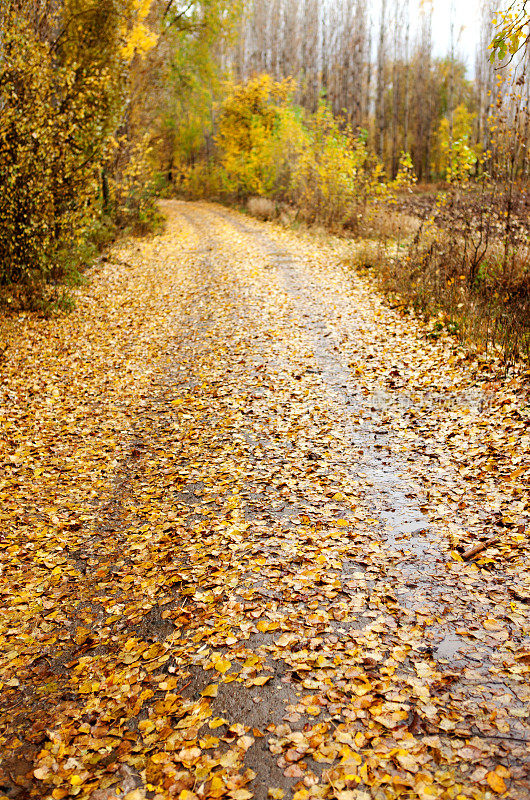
[352,231,530,367]
[0,205,164,317]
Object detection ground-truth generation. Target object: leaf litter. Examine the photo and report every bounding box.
[0,200,528,800]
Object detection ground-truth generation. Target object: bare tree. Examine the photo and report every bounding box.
[375,0,387,158]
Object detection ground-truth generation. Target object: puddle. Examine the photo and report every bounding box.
[435,633,465,660]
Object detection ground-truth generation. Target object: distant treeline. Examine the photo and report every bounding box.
[223,0,528,182]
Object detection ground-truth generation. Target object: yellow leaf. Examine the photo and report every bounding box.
[237,735,254,751]
[395,751,419,773]
[257,620,279,632]
[34,767,50,780]
[353,681,372,696]
[178,746,201,765]
[486,771,507,794]
[210,776,225,796]
[339,745,356,763]
[199,735,219,749]
[78,680,97,694]
[201,683,219,697]
[277,633,297,647]
[209,717,228,729]
[252,675,272,686]
[483,618,502,631]
[213,656,231,674]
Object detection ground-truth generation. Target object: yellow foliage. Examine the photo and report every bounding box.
[202,74,390,229]
[122,22,158,60]
[0,0,159,293]
[215,75,297,196]
[290,106,388,227]
[391,152,417,191]
[433,105,478,182]
[490,3,529,61]
[122,0,158,60]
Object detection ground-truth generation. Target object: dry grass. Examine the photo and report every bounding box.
[247,197,277,220]
[351,231,530,366]
[363,207,421,241]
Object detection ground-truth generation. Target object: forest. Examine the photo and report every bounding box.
[0,4,530,800]
[1,0,529,360]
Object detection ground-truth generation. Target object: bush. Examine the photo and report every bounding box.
[289,109,389,230]
[355,187,530,364]
[181,74,402,232]
[0,2,159,303]
[215,74,298,197]
[180,162,225,200]
[247,197,277,220]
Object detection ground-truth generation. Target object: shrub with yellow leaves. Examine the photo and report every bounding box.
[432,104,479,183]
[183,74,394,231]
[215,75,298,198]
[0,0,157,301]
[289,108,389,230]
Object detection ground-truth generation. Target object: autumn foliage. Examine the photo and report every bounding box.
[0,0,156,300]
[179,75,407,231]
[0,3,529,796]
[0,201,528,799]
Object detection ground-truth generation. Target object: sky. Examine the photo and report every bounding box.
[430,0,483,67]
[367,0,486,74]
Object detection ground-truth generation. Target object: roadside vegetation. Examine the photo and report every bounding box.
[353,87,530,365]
[0,0,237,311]
[1,0,530,365]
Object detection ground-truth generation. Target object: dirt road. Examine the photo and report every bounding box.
[0,201,528,800]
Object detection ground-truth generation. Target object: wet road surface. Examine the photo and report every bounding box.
[0,201,528,800]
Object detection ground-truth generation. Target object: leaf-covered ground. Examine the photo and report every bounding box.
[0,201,528,800]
